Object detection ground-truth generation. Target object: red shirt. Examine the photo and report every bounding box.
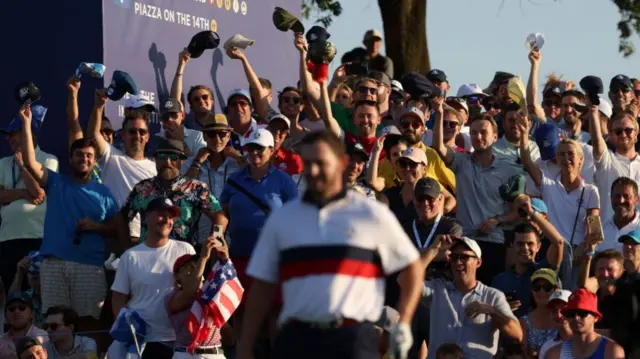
[345,133,387,160]
[273,147,304,175]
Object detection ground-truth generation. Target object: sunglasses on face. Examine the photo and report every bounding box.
[229,100,249,108]
[443,121,459,129]
[612,86,632,94]
[484,103,500,110]
[564,309,590,319]
[543,99,561,107]
[7,305,27,313]
[450,253,477,262]
[127,128,148,136]
[416,195,437,203]
[358,86,378,95]
[400,121,422,130]
[43,323,63,331]
[204,131,229,139]
[614,127,635,136]
[397,159,418,169]
[531,283,555,292]
[157,153,181,161]
[282,96,302,105]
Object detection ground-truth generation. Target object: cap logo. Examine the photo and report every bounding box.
[19,87,28,99]
[309,33,317,41]
[431,70,438,75]
[553,88,560,93]
[107,88,114,96]
[164,198,173,206]
[382,127,389,135]
[253,131,261,139]
[355,143,364,151]
[279,162,287,169]
[164,100,173,109]
[543,139,551,148]
[617,75,624,80]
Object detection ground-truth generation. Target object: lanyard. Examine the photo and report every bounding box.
[11,159,20,189]
[412,213,442,249]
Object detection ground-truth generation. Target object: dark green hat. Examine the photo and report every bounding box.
[272,7,305,33]
[499,174,526,202]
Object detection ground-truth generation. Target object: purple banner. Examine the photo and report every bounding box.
[103,0,300,129]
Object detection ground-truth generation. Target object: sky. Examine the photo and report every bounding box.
[302,0,639,96]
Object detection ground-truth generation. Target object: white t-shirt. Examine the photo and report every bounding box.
[99,144,157,237]
[594,149,640,222]
[111,240,195,342]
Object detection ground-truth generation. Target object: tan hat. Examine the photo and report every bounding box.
[201,113,231,131]
[363,29,383,43]
[223,34,255,51]
[399,147,427,165]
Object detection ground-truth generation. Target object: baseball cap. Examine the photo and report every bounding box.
[531,268,558,286]
[15,82,41,106]
[245,128,274,147]
[610,74,633,92]
[543,84,565,98]
[155,138,187,159]
[306,26,331,43]
[427,69,447,83]
[618,229,640,244]
[596,97,613,118]
[201,113,231,131]
[223,34,255,51]
[367,71,391,88]
[1,105,47,135]
[16,337,42,358]
[414,177,442,199]
[363,29,383,43]
[347,142,368,161]
[548,289,572,307]
[173,254,197,274]
[227,88,252,106]
[452,237,482,258]
[6,291,34,309]
[534,123,561,161]
[561,288,602,320]
[145,197,181,217]
[400,107,426,124]
[391,80,404,93]
[124,94,156,111]
[381,125,402,136]
[187,31,220,59]
[445,97,469,114]
[399,147,427,165]
[272,7,305,33]
[268,113,291,129]
[106,71,138,101]
[375,306,399,332]
[161,98,184,118]
[531,198,548,215]
[457,84,488,98]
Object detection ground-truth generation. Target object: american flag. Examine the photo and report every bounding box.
[185,260,244,353]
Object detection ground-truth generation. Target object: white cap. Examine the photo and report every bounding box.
[381,125,402,136]
[452,237,482,258]
[597,96,613,118]
[399,147,428,165]
[124,94,156,110]
[400,107,426,123]
[457,84,488,98]
[223,34,255,51]
[244,128,274,147]
[268,113,291,129]
[363,29,383,43]
[227,88,252,106]
[446,97,469,114]
[548,289,572,305]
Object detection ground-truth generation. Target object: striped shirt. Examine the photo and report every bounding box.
[165,291,222,348]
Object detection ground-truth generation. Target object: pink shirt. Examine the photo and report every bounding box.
[0,326,48,358]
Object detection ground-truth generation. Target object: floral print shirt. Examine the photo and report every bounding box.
[121,176,222,245]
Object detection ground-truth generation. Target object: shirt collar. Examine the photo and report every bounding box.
[303,188,348,208]
[242,165,276,180]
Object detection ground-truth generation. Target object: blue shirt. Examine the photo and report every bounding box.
[220,165,298,258]
[40,170,119,266]
[491,261,551,317]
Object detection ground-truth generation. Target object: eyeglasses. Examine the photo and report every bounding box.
[542,99,561,107]
[7,305,27,313]
[282,96,302,105]
[450,253,478,262]
[358,86,378,95]
[564,309,591,319]
[397,159,418,169]
[416,195,437,203]
[467,96,480,105]
[127,128,148,136]
[229,100,250,108]
[612,86,632,94]
[43,323,63,331]
[531,283,555,292]
[204,131,229,139]
[157,153,181,161]
[443,121,460,129]
[614,127,635,136]
[400,121,422,130]
[484,103,500,110]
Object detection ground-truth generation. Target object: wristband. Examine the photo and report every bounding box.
[190,162,202,169]
[585,251,595,257]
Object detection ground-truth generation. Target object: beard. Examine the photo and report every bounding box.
[403,132,422,145]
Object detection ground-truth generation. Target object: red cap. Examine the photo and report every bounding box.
[173,254,197,274]
[561,288,602,320]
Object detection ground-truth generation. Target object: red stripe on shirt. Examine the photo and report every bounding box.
[280,258,384,282]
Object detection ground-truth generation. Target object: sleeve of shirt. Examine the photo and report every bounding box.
[103,188,120,218]
[425,149,456,194]
[246,211,281,283]
[197,182,222,212]
[374,203,420,274]
[594,146,611,168]
[421,280,435,306]
[586,185,600,209]
[80,337,98,353]
[44,168,60,192]
[111,252,131,294]
[525,174,542,197]
[120,184,140,221]
[192,132,207,154]
[99,143,114,166]
[491,289,517,320]
[449,151,469,174]
[42,155,59,172]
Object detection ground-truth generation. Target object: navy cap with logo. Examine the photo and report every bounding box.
[306,25,330,44]
[187,31,220,59]
[6,291,34,309]
[414,177,442,199]
[543,85,563,98]
[579,76,603,106]
[107,71,138,101]
[145,197,181,218]
[346,142,368,161]
[427,69,447,83]
[15,82,41,106]
[401,72,440,100]
[610,74,633,92]
[16,337,42,358]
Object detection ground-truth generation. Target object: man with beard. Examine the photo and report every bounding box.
[588,103,640,223]
[0,293,48,358]
[225,88,265,155]
[344,142,375,199]
[19,104,119,342]
[493,105,541,166]
[560,90,590,143]
[600,177,640,250]
[609,75,635,117]
[547,289,624,359]
[120,138,227,246]
[146,98,207,157]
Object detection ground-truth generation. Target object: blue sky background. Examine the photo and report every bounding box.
[302,0,639,96]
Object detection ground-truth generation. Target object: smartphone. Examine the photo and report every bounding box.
[587,215,604,243]
[211,225,224,247]
[505,291,518,302]
[345,62,368,76]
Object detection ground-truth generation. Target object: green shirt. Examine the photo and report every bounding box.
[330,102,384,136]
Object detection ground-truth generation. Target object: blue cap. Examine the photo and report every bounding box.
[618,230,640,244]
[535,123,560,161]
[76,62,106,79]
[0,105,47,134]
[531,198,548,214]
[107,71,138,101]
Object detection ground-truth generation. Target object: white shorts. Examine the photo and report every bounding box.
[40,258,106,319]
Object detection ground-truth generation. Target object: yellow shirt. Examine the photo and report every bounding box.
[378,142,456,194]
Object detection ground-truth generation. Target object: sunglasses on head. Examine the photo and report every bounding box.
[127,128,148,136]
[450,253,477,262]
[157,153,182,161]
[358,86,377,95]
[531,282,554,292]
[7,305,27,313]
[43,323,63,331]
[397,159,419,169]
[564,309,591,319]
[204,130,229,139]
[614,127,635,136]
[282,96,302,105]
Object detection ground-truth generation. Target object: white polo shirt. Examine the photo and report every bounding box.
[526,173,600,246]
[601,211,640,251]
[536,143,596,184]
[594,149,640,222]
[247,191,419,325]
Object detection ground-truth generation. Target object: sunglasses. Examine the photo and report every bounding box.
[531,283,555,292]
[614,127,635,136]
[127,128,148,136]
[400,121,422,130]
[157,153,182,161]
[450,253,478,262]
[612,86,632,94]
[7,305,27,313]
[484,103,500,110]
[543,99,561,107]
[416,195,437,203]
[358,86,378,95]
[282,96,302,105]
[204,131,229,139]
[564,309,591,319]
[443,121,459,129]
[397,159,419,169]
[467,96,481,105]
[43,323,63,331]
[229,100,250,108]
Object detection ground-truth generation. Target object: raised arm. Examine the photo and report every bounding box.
[366,136,387,192]
[526,50,546,121]
[588,105,606,160]
[518,114,543,187]
[296,34,321,105]
[431,97,454,165]
[318,80,342,137]
[66,76,84,148]
[88,89,109,157]
[226,47,271,121]
[515,194,564,269]
[577,234,600,293]
[170,48,190,100]
[19,106,47,187]
[441,187,456,214]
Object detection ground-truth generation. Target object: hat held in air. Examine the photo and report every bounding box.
[187,31,220,59]
[273,7,305,33]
